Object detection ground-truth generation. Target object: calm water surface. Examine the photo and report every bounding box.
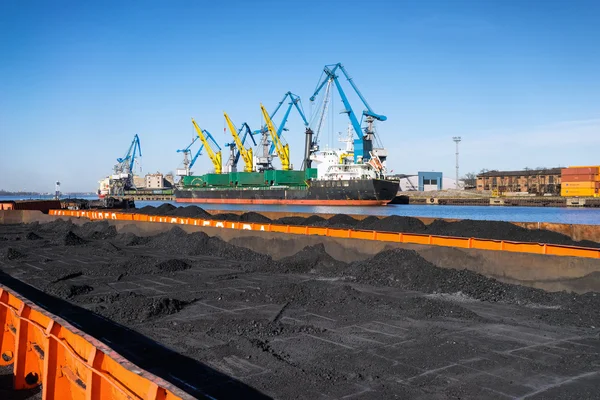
[3,195,600,225]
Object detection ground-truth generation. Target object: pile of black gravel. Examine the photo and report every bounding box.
[276,244,347,274]
[132,206,598,247]
[47,283,93,299]
[8,219,600,330]
[361,215,427,233]
[425,219,600,248]
[91,292,187,323]
[3,247,26,260]
[33,219,75,234]
[239,212,272,224]
[75,221,118,240]
[339,248,599,327]
[155,259,192,273]
[26,232,42,240]
[63,231,88,246]
[140,227,276,265]
[167,205,211,219]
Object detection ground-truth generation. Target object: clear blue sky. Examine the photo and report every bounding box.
[1,0,599,192]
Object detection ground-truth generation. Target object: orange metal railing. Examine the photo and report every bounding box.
[49,210,600,260]
[0,285,186,400]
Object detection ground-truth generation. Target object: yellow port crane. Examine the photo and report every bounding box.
[260,103,290,170]
[191,118,222,174]
[223,112,254,172]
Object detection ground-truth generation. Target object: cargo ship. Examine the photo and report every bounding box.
[175,173,398,206]
[175,143,399,206]
[146,63,400,205]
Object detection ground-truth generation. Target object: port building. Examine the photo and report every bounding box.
[476,168,561,195]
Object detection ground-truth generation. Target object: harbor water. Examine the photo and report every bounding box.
[3,196,600,225]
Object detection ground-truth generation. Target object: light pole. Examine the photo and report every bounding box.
[54,181,61,200]
[452,137,461,189]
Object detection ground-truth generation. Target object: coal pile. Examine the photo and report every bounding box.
[167,205,211,219]
[115,232,150,246]
[90,241,123,256]
[155,259,192,273]
[155,203,177,215]
[2,219,599,398]
[63,231,88,246]
[402,297,484,321]
[355,215,381,229]
[274,216,306,225]
[303,215,327,226]
[92,293,187,323]
[365,215,427,233]
[130,205,598,247]
[75,221,117,240]
[211,212,242,222]
[143,228,210,254]
[323,214,359,228]
[4,247,25,260]
[135,203,177,216]
[142,227,274,264]
[137,205,160,215]
[239,212,272,224]
[344,248,519,300]
[26,232,42,240]
[114,255,158,276]
[277,244,347,274]
[47,283,93,299]
[425,219,600,248]
[343,248,600,327]
[33,219,75,234]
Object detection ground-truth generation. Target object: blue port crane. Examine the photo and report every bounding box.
[309,63,386,163]
[176,136,204,176]
[253,91,312,170]
[224,122,258,172]
[267,92,309,155]
[110,134,142,195]
[115,134,142,175]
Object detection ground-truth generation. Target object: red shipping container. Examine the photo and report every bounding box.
[560,174,600,182]
[562,167,599,175]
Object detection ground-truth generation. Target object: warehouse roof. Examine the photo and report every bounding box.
[477,168,561,178]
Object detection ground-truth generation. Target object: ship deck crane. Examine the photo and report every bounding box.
[191,118,222,174]
[224,112,254,172]
[111,134,142,195]
[309,63,386,163]
[254,92,312,170]
[268,92,310,154]
[176,136,204,176]
[260,104,290,170]
[115,134,142,176]
[224,122,257,172]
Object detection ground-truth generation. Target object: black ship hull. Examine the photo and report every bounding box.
[174,179,399,206]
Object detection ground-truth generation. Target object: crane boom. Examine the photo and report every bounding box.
[176,136,205,176]
[309,63,386,162]
[191,118,222,174]
[268,92,309,155]
[224,112,254,172]
[260,104,290,170]
[116,134,142,174]
[235,123,257,164]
